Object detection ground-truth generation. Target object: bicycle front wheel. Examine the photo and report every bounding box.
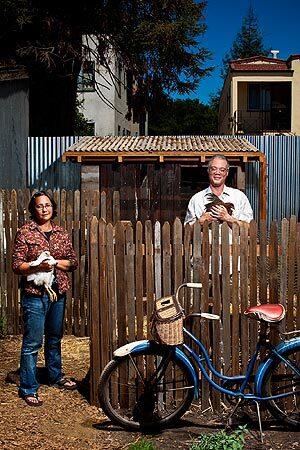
[262,343,300,427]
[99,346,195,430]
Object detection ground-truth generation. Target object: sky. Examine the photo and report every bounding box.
[180,0,300,104]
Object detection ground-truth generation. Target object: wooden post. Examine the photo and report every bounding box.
[259,154,267,221]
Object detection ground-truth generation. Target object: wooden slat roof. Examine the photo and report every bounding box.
[63,135,262,163]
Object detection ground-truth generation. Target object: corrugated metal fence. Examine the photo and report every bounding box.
[27,135,300,224]
[246,135,300,224]
[28,136,81,189]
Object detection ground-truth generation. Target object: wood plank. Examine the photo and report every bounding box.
[231,223,240,375]
[183,224,192,313]
[173,218,183,299]
[99,219,109,370]
[11,190,19,333]
[4,190,13,334]
[92,190,100,218]
[65,190,73,334]
[162,222,171,296]
[0,191,5,328]
[211,221,221,411]
[259,220,267,304]
[125,223,135,343]
[240,223,249,372]
[60,189,67,229]
[221,222,231,375]
[113,191,120,223]
[135,222,144,340]
[154,221,162,300]
[89,216,100,406]
[100,191,107,221]
[192,221,201,314]
[145,220,154,338]
[106,223,117,353]
[269,222,278,304]
[249,220,258,356]
[287,217,296,332]
[115,221,126,346]
[280,219,289,332]
[73,190,81,336]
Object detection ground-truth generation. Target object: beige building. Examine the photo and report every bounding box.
[77,36,147,136]
[218,54,300,135]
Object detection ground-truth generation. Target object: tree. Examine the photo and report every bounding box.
[149,97,218,135]
[221,5,269,79]
[0,0,211,135]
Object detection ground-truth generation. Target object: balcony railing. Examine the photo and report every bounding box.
[234,108,291,134]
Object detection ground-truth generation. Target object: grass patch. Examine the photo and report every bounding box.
[128,438,156,450]
[189,425,248,450]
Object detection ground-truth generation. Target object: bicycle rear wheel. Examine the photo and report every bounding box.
[262,343,300,427]
[99,346,195,430]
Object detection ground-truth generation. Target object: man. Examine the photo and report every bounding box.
[184,155,253,226]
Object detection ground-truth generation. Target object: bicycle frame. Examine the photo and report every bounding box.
[181,325,300,403]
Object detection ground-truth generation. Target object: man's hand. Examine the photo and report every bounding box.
[198,212,217,225]
[210,205,241,226]
[210,205,232,222]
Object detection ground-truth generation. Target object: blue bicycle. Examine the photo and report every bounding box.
[99,283,300,434]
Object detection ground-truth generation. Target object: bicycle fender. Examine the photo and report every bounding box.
[113,339,199,398]
[255,337,300,396]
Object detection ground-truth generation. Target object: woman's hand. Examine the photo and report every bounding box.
[37,261,53,272]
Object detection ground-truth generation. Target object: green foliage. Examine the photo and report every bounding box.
[128,439,156,450]
[0,0,212,134]
[189,426,248,450]
[149,97,218,135]
[74,99,94,136]
[221,5,269,79]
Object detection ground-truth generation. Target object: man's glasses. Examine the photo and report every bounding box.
[209,166,228,174]
[35,203,53,210]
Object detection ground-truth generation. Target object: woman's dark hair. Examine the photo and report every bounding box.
[28,191,58,220]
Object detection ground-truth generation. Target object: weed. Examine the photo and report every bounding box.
[128,438,156,450]
[189,425,248,450]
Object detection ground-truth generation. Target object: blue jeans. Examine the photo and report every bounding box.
[19,294,66,397]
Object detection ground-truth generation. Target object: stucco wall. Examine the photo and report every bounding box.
[290,58,300,134]
[78,36,143,136]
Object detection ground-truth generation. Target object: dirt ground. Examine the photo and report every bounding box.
[0,335,299,450]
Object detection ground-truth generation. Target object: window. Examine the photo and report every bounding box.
[78,61,95,92]
[248,83,271,111]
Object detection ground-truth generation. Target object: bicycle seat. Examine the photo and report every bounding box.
[244,304,286,323]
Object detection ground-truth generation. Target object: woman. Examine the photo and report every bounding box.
[12,191,78,406]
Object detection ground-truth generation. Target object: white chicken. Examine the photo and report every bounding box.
[27,251,58,301]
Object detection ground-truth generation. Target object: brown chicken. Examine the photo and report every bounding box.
[204,193,234,215]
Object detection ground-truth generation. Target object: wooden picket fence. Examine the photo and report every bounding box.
[88,217,300,407]
[0,189,121,336]
[1,188,300,410]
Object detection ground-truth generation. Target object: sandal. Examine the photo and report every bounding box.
[23,393,43,407]
[53,377,77,390]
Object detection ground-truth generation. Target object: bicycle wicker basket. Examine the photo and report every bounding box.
[150,294,185,345]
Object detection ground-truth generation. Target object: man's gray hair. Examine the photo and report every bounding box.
[207,155,229,170]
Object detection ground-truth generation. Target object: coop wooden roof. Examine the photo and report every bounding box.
[62,135,263,163]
